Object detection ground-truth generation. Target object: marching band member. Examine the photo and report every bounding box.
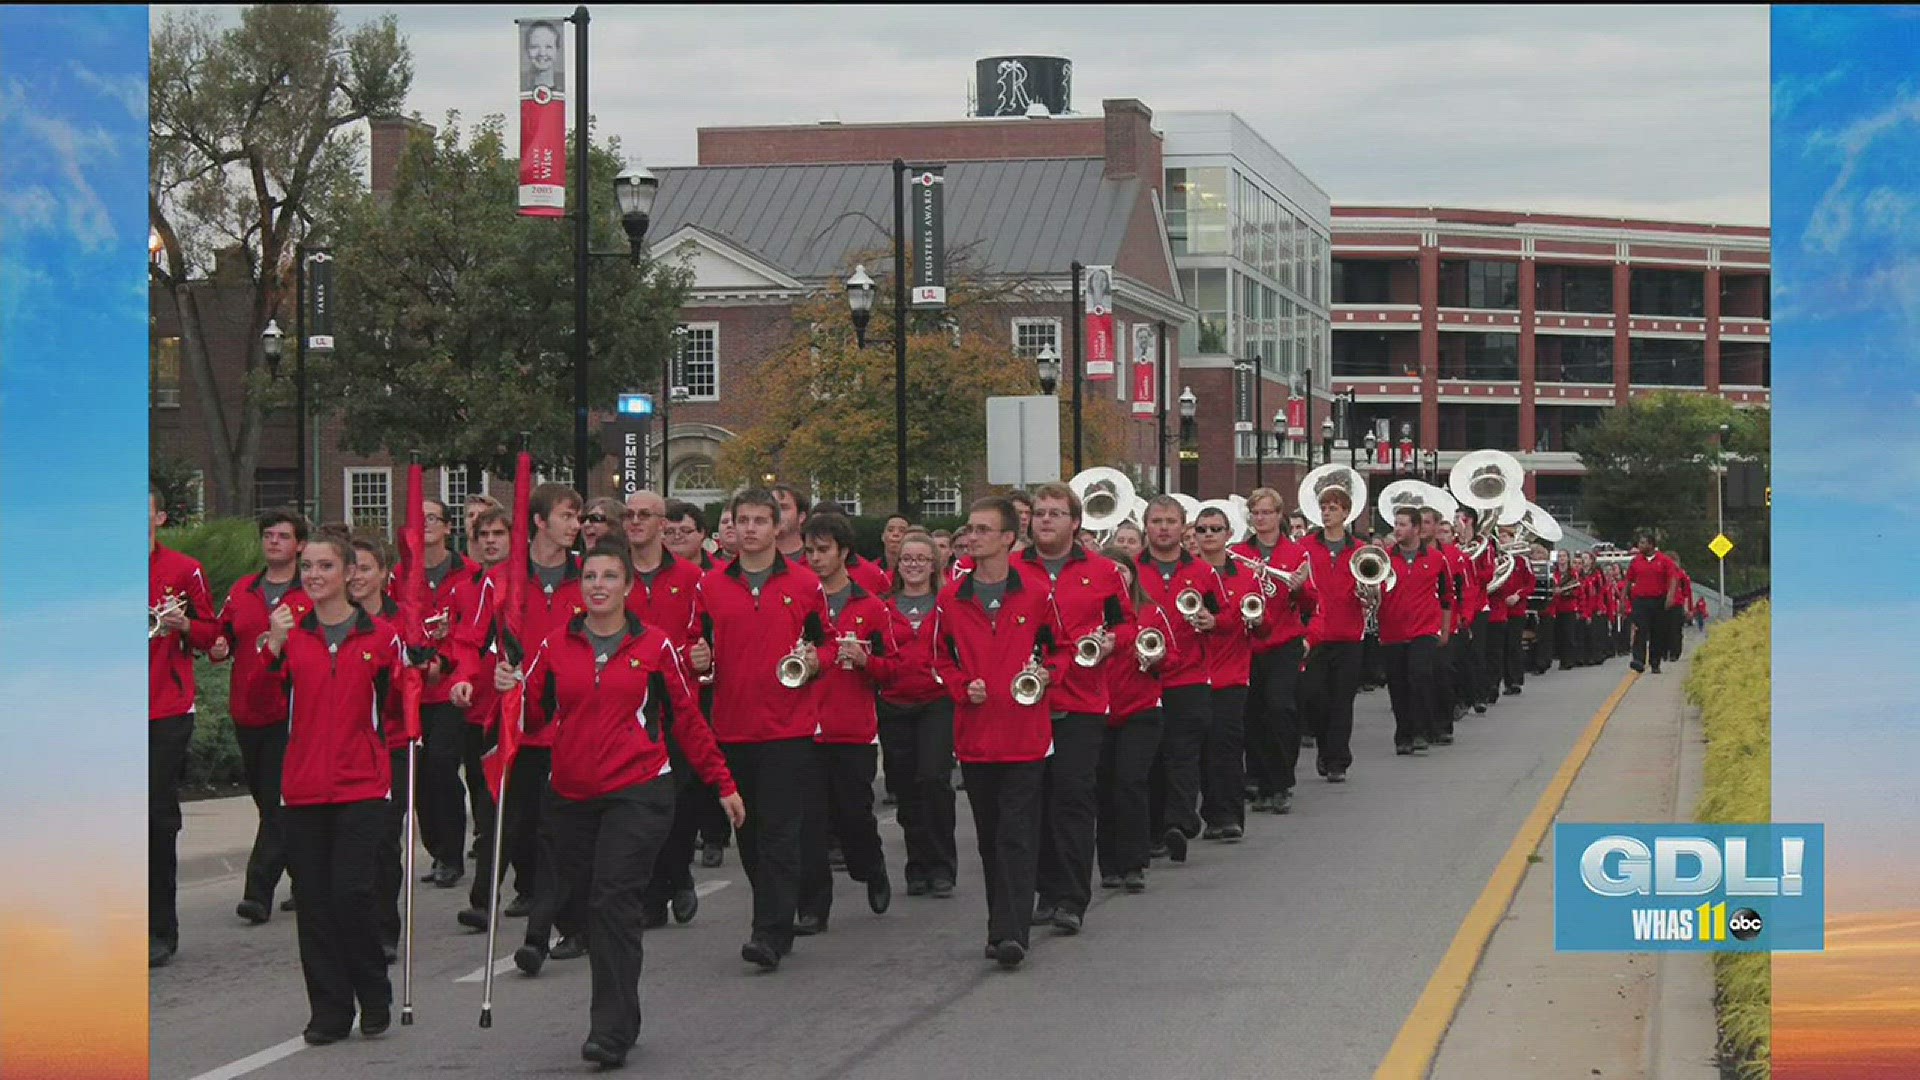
[1489,526,1534,696]
[409,498,478,891]
[1378,506,1450,755]
[464,494,505,548]
[930,529,955,575]
[1426,510,1464,742]
[580,497,624,551]
[453,508,510,932]
[1007,490,1034,550]
[1191,506,1267,839]
[1096,549,1178,892]
[348,536,415,965]
[1669,568,1694,663]
[1451,508,1491,715]
[1134,495,1218,863]
[1300,485,1364,782]
[1109,520,1146,560]
[1693,595,1708,634]
[209,509,311,926]
[495,538,745,1068]
[1231,488,1311,815]
[1584,554,1608,667]
[1523,542,1554,676]
[1022,483,1131,935]
[663,499,735,866]
[770,483,811,561]
[930,497,1065,969]
[258,533,409,1043]
[1625,532,1681,674]
[879,514,911,577]
[878,531,959,898]
[150,487,220,968]
[686,489,837,972]
[661,500,716,570]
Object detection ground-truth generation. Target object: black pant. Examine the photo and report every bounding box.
[1201,686,1251,829]
[1458,614,1489,705]
[641,746,709,916]
[1301,641,1362,772]
[962,760,1045,950]
[283,800,391,1033]
[150,714,195,948]
[501,746,551,901]
[419,703,469,871]
[1361,633,1388,686]
[465,723,500,912]
[1097,710,1164,877]
[1665,607,1686,661]
[1245,641,1305,797]
[541,779,675,1052]
[1477,623,1506,703]
[236,720,290,909]
[1527,614,1552,674]
[877,698,957,887]
[526,782,590,948]
[1036,713,1105,917]
[799,742,888,922]
[1150,685,1210,840]
[1631,598,1663,669]
[694,686,732,852]
[722,737,812,953]
[1501,617,1527,689]
[379,746,414,948]
[1384,637,1440,747]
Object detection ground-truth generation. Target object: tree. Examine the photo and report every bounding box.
[1572,392,1770,588]
[314,113,691,477]
[150,4,412,515]
[716,262,1124,512]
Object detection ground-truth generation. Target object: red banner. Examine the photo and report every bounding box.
[1286,395,1306,437]
[1378,441,1392,467]
[1084,264,1115,380]
[516,18,567,218]
[1130,324,1156,420]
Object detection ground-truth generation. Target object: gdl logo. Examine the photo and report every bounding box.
[1554,825,1824,953]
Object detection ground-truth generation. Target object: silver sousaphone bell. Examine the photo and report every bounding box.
[1069,467,1140,544]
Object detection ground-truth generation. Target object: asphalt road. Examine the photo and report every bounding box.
[153,660,1630,1080]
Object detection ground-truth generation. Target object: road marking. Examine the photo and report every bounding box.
[186,1036,308,1080]
[453,881,734,982]
[1373,670,1639,1080]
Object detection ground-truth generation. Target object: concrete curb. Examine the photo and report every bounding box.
[1644,679,1724,1080]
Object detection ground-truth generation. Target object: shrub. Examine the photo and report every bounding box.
[160,517,265,602]
[1685,601,1770,1079]
[184,658,244,792]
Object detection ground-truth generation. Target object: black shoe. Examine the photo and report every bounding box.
[1650,666,1662,674]
[1395,744,1413,756]
[1631,660,1645,672]
[1504,685,1521,695]
[642,906,669,930]
[1249,795,1274,814]
[1411,739,1430,754]
[236,899,270,925]
[1100,874,1123,890]
[1122,869,1146,893]
[1163,829,1189,864]
[1273,791,1292,814]
[149,939,176,968]
[582,1038,628,1068]
[1300,734,1316,748]
[359,1005,391,1037]
[828,847,846,870]
[672,887,699,924]
[1219,824,1244,842]
[421,859,445,884]
[1052,909,1083,935]
[381,940,399,964]
[985,942,1000,960]
[1315,761,1328,778]
[303,1025,349,1046]
[867,877,892,914]
[513,943,546,976]
[1149,842,1169,860]
[457,906,489,931]
[1434,733,1455,746]
[280,897,297,912]
[742,938,780,970]
[505,894,533,918]
[701,846,725,869]
[1030,901,1057,927]
[551,935,589,960]
[433,864,464,889]
[995,940,1027,969]
[794,913,827,936]
[1473,704,1487,714]
[928,877,954,899]
[1327,769,1347,783]
[1201,825,1227,841]
[881,791,898,806]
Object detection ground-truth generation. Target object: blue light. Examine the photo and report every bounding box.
[617,393,655,416]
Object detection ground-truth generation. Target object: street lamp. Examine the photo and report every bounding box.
[1715,422,1730,610]
[614,163,658,266]
[845,264,876,348]
[1273,408,1287,464]
[1321,416,1335,464]
[1179,385,1198,442]
[260,318,285,374]
[1364,431,1378,475]
[1036,344,1061,396]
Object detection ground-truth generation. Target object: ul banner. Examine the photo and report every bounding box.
[1234,362,1254,433]
[1131,324,1157,420]
[305,249,334,351]
[1083,264,1115,380]
[516,18,567,218]
[910,168,947,308]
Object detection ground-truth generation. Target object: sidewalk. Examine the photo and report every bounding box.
[1426,654,1720,1080]
[180,794,267,886]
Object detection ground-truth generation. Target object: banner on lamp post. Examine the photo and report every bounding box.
[1234,362,1254,434]
[1084,265,1115,380]
[1286,394,1306,438]
[305,250,334,351]
[1131,324,1157,419]
[516,18,567,218]
[910,168,947,307]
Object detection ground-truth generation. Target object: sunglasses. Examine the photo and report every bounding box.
[1193,524,1228,535]
[583,514,609,525]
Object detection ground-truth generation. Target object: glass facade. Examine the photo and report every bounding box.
[1438,404,1519,451]
[1536,335,1614,383]
[1438,332,1520,381]
[1630,338,1706,386]
[1535,265,1613,313]
[1629,269,1706,318]
[1534,405,1608,453]
[1439,260,1520,309]
[1166,167,1231,256]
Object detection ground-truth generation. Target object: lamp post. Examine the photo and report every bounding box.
[569,5,591,497]
[1364,431,1378,480]
[1250,356,1266,488]
[1715,422,1729,609]
[663,325,687,492]
[614,164,658,265]
[1157,321,1169,494]
[891,159,911,516]
[1179,385,1198,448]
[261,319,288,511]
[845,264,876,348]
[1070,261,1084,473]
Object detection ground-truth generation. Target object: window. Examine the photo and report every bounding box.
[441,466,489,507]
[1439,332,1519,381]
[1535,265,1613,313]
[345,467,393,537]
[534,466,577,490]
[922,479,962,517]
[152,336,182,408]
[1629,270,1705,318]
[1439,260,1519,309]
[253,469,296,513]
[1721,341,1770,387]
[1535,405,1608,453]
[1536,335,1614,383]
[1630,338,1705,386]
[1165,167,1230,255]
[670,459,722,501]
[1012,317,1061,360]
[1179,269,1230,355]
[1438,404,1520,452]
[814,482,861,517]
[677,323,719,400]
[1332,331,1414,378]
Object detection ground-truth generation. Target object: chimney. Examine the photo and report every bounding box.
[370,115,435,203]
[1102,98,1161,195]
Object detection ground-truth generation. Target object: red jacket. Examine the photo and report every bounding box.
[1107,603,1181,724]
[1017,545,1132,717]
[523,612,735,802]
[1455,544,1489,622]
[814,585,914,744]
[1378,542,1450,644]
[1486,553,1530,625]
[150,544,219,721]
[1228,537,1312,649]
[1300,531,1366,645]
[1200,557,1268,689]
[215,571,312,728]
[502,554,585,747]
[1675,573,1694,608]
[624,549,705,650]
[1626,550,1680,600]
[878,594,945,707]
[1134,551,1222,689]
[263,607,405,806]
[844,552,893,597]
[407,550,481,707]
[689,553,839,744]
[930,566,1067,764]
[1439,544,1470,629]
[448,560,502,728]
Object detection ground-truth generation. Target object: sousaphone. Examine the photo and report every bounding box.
[1069,467,1139,543]
[1297,463,1367,529]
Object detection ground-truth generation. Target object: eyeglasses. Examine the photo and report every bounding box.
[1031,508,1073,521]
[1193,524,1228,535]
[624,508,658,520]
[899,555,934,565]
[423,514,445,524]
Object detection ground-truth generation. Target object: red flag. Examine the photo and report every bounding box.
[394,461,428,743]
[482,448,534,802]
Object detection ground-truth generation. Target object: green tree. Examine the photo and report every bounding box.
[314,113,691,478]
[716,263,1124,513]
[150,4,412,514]
[1572,392,1770,589]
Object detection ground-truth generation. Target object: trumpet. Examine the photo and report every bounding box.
[422,610,451,635]
[1011,657,1048,706]
[775,638,818,688]
[1134,626,1166,669]
[834,634,865,670]
[1239,591,1266,627]
[1350,544,1395,618]
[1175,588,1206,619]
[1225,549,1308,595]
[149,596,187,640]
[1073,632,1107,668]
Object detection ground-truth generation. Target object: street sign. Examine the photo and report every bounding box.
[1709,534,1734,560]
[986,395,1061,486]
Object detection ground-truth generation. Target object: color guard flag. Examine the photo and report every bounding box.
[483,448,535,801]
[516,18,567,217]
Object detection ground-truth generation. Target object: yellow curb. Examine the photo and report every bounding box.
[1374,670,1641,1080]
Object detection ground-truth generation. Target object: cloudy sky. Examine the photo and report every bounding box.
[162,5,1770,224]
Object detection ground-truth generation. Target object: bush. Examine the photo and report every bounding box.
[161,517,264,602]
[1685,601,1770,1080]
[185,658,244,793]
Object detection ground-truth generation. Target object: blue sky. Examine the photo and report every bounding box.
[0,6,149,806]
[1771,8,1920,909]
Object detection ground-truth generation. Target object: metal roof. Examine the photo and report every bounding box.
[651,159,1139,281]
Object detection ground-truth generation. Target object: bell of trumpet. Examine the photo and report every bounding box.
[1298,463,1367,529]
[776,638,816,688]
[1134,626,1166,668]
[1069,467,1138,540]
[1011,659,1047,707]
[1073,632,1106,668]
[1175,588,1206,618]
[1351,544,1395,590]
[1239,591,1266,626]
[149,596,186,640]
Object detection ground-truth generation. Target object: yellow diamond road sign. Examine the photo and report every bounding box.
[1709,534,1734,560]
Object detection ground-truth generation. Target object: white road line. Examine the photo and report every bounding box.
[186,1036,308,1080]
[453,881,733,983]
